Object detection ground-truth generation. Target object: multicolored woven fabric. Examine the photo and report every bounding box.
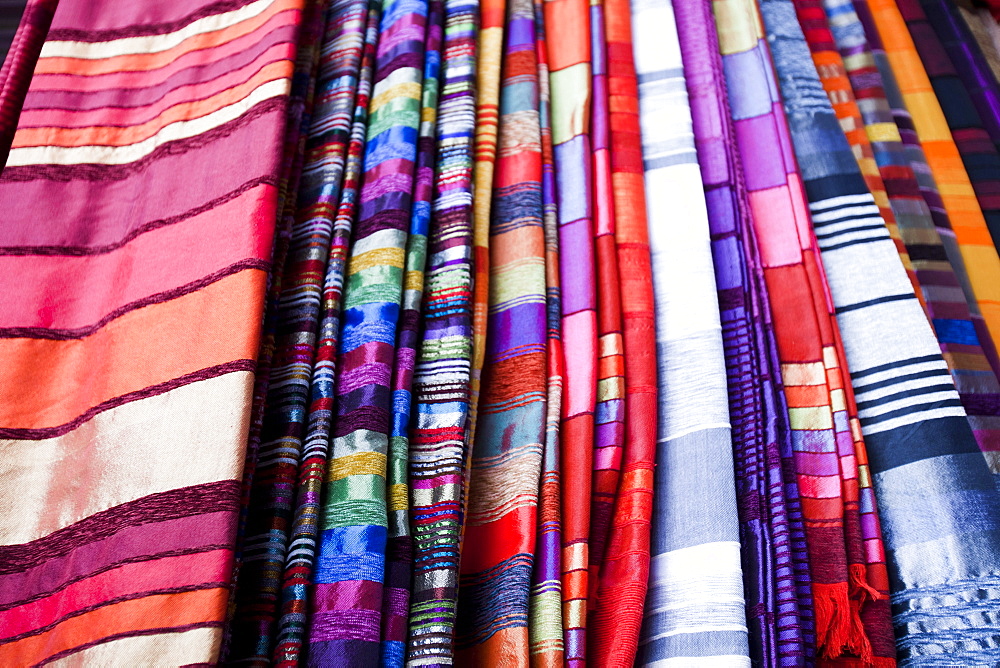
[379,2,442,663]
[771,0,1000,662]
[543,0,595,661]
[822,0,1000,471]
[404,0,478,660]
[529,0,566,659]
[715,0,872,659]
[454,0,546,661]
[586,0,655,660]
[855,0,1000,385]
[586,0,626,600]
[273,2,379,662]
[759,0,903,662]
[632,1,747,666]
[305,0,428,661]
[957,2,1000,84]
[675,0,812,663]
[0,0,306,663]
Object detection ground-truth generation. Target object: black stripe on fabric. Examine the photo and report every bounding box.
[803,171,872,203]
[862,415,982,473]
[855,383,958,411]
[850,354,944,381]
[813,224,890,240]
[859,398,965,428]
[810,209,883,228]
[817,235,893,253]
[852,368,954,393]
[834,293,917,314]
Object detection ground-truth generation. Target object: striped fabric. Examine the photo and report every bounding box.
[543,0,596,660]
[0,0,56,165]
[455,0,546,661]
[586,0,626,599]
[529,0,566,660]
[856,0,1000,385]
[305,0,428,661]
[896,0,1000,253]
[770,0,1000,662]
[923,0,1000,150]
[404,0,478,660]
[379,1,442,664]
[632,1,748,666]
[822,0,1000,471]
[273,2,378,662]
[957,2,1000,84]
[232,2,367,661]
[714,0,871,659]
[674,1,812,663]
[586,0,655,660]
[0,0,306,664]
[759,1,905,663]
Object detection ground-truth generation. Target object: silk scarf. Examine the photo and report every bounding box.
[632,1,748,666]
[305,0,428,661]
[0,0,306,663]
[404,0,478,660]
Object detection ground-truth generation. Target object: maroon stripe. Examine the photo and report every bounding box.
[21,22,295,113]
[0,260,269,338]
[0,176,276,256]
[0,481,239,574]
[37,621,224,666]
[46,0,260,42]
[0,361,255,440]
[3,582,228,644]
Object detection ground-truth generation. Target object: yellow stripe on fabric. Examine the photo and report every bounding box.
[789,406,834,431]
[388,483,408,512]
[350,246,406,273]
[865,122,902,143]
[550,62,591,146]
[830,389,846,414]
[781,361,826,386]
[490,257,546,305]
[713,0,763,55]
[326,451,388,482]
[597,377,625,402]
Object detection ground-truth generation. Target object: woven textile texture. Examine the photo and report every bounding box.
[822,0,1000,472]
[675,0,814,663]
[454,0,546,660]
[0,0,307,663]
[404,0,478,661]
[305,0,428,661]
[0,0,56,166]
[632,1,748,666]
[585,0,656,662]
[543,0,596,660]
[776,0,1000,662]
[529,0,567,659]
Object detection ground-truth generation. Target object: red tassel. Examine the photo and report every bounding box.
[812,581,852,658]
[848,563,881,603]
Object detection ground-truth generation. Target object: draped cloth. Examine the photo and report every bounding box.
[529,0,567,660]
[0,0,57,166]
[544,0,596,660]
[713,0,870,659]
[587,0,627,601]
[273,3,380,663]
[306,0,428,661]
[454,0,546,662]
[760,1,905,663]
[378,1,442,663]
[822,0,1000,471]
[0,0,306,663]
[404,0,478,661]
[775,0,1000,662]
[675,1,813,663]
[586,0,656,662]
[632,1,748,666]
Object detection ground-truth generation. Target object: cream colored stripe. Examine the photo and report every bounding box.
[49,626,221,667]
[6,78,288,167]
[0,371,252,545]
[40,0,276,59]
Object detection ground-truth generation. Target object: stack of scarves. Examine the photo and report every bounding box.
[6,0,1000,665]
